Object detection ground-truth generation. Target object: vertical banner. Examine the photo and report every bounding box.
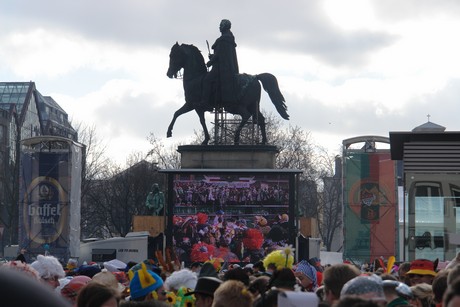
[19,151,70,261]
[344,151,397,262]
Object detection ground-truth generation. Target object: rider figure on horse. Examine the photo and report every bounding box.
[201,19,239,108]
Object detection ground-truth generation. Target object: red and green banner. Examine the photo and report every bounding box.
[343,151,397,263]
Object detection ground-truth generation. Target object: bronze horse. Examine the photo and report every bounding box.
[166,43,289,145]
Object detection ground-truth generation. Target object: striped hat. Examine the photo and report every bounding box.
[406,259,437,276]
[295,260,317,287]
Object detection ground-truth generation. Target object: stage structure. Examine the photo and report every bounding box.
[160,145,301,265]
[18,136,84,263]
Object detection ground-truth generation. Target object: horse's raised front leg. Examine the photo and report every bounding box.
[167,103,194,138]
[196,109,210,145]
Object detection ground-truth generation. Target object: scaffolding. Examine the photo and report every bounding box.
[210,107,261,145]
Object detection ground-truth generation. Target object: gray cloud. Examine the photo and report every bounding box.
[3,0,460,164]
[2,0,394,68]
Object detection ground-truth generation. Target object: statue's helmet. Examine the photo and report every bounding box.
[152,183,159,190]
[220,19,231,31]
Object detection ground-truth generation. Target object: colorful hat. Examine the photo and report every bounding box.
[61,275,91,302]
[74,264,101,278]
[165,269,197,291]
[263,245,295,270]
[30,255,65,280]
[295,260,317,287]
[129,262,164,300]
[406,259,437,276]
[3,260,40,280]
[92,269,126,294]
[103,259,127,273]
[196,212,208,225]
[113,271,130,287]
[128,259,161,277]
[242,229,264,251]
[174,286,196,306]
[66,258,78,271]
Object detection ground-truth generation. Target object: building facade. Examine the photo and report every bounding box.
[0,82,77,250]
[390,121,460,261]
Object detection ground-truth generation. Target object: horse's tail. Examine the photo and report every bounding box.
[257,73,289,120]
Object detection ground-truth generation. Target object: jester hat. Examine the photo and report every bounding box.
[129,262,164,300]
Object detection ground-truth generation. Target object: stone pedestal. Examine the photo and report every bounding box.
[177,145,279,169]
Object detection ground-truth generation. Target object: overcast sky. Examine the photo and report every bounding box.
[2,0,460,165]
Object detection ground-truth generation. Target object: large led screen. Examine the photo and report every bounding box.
[171,173,291,264]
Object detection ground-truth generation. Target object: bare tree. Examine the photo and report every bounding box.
[146,133,182,169]
[81,157,164,238]
[77,125,170,239]
[74,122,111,196]
[271,124,321,218]
[265,118,343,251]
[314,150,343,251]
[74,123,114,238]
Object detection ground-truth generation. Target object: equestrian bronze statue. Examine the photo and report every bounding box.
[166,43,289,145]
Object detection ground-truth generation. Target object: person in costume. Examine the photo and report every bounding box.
[92,269,126,298]
[406,259,438,286]
[164,268,197,293]
[294,260,318,292]
[129,263,167,302]
[30,254,66,289]
[260,245,296,291]
[185,276,222,307]
[262,245,294,272]
[308,257,324,286]
[1,260,40,280]
[61,275,91,305]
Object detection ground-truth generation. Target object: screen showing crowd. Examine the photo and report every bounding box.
[172,173,291,264]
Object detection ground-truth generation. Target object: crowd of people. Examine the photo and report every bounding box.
[173,181,289,207]
[3,249,460,306]
[173,211,290,264]
[171,178,291,265]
